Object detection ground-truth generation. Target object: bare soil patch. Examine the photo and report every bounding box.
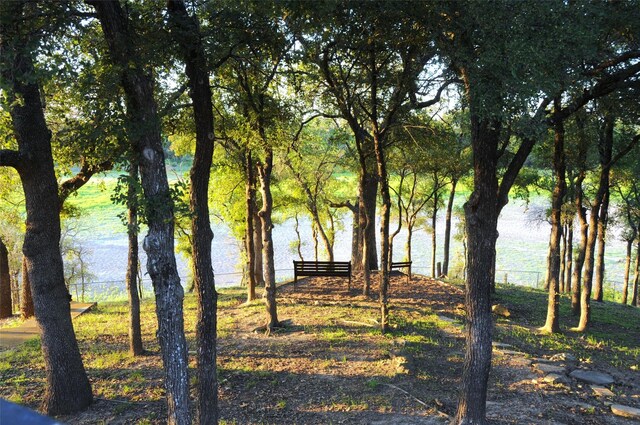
[1,273,638,424]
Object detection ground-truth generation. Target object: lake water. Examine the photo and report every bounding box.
[70,193,630,302]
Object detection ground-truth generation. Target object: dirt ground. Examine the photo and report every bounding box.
[5,273,640,424]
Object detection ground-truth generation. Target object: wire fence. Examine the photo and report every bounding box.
[66,269,299,303]
[65,265,631,304]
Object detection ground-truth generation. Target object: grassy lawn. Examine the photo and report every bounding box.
[0,278,638,424]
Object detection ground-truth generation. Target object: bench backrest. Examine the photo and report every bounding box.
[294,261,351,275]
[391,261,412,266]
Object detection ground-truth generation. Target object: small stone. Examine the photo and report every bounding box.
[574,402,596,411]
[543,373,569,384]
[509,357,532,367]
[550,352,577,362]
[492,304,511,317]
[569,370,615,385]
[496,349,527,356]
[533,363,566,374]
[591,385,615,397]
[492,342,513,349]
[531,357,555,364]
[611,404,640,420]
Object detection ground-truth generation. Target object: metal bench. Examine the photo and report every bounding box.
[390,261,412,282]
[293,260,352,290]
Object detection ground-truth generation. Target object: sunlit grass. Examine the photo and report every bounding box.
[494,282,640,370]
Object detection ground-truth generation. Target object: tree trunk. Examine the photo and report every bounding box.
[253,212,264,286]
[374,130,391,334]
[443,178,457,276]
[360,173,373,295]
[559,224,567,293]
[405,224,414,263]
[20,257,34,319]
[257,150,279,329]
[454,116,500,425]
[632,239,639,307]
[565,219,573,293]
[593,186,610,302]
[0,238,12,318]
[571,131,589,316]
[293,214,304,261]
[577,116,613,331]
[126,161,144,356]
[312,224,319,261]
[167,1,219,422]
[90,2,191,423]
[541,108,565,334]
[1,10,93,411]
[312,209,333,261]
[349,201,361,268]
[431,190,439,278]
[245,150,257,301]
[622,239,632,304]
[361,173,378,271]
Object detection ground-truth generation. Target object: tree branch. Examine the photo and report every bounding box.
[498,97,552,210]
[59,159,113,206]
[608,134,640,168]
[556,61,640,122]
[0,149,23,170]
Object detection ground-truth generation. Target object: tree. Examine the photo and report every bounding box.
[435,1,640,422]
[0,0,93,414]
[124,160,144,355]
[167,0,219,421]
[541,99,566,334]
[89,1,191,423]
[614,154,640,305]
[577,116,639,331]
[0,237,11,318]
[213,2,293,329]
[283,121,348,262]
[294,2,448,330]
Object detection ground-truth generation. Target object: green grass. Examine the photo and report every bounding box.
[493,283,640,370]
[1,282,637,422]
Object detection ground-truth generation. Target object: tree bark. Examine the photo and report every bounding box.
[443,178,457,276]
[622,239,632,304]
[541,106,565,334]
[257,149,279,329]
[167,2,219,422]
[126,161,144,356]
[0,237,13,318]
[90,2,191,423]
[20,257,34,319]
[245,150,257,301]
[349,201,361,268]
[359,172,378,272]
[564,219,573,293]
[405,225,414,263]
[559,224,567,293]
[253,211,264,286]
[632,239,639,307]
[578,116,613,331]
[593,186,610,302]
[431,189,439,278]
[571,118,589,316]
[374,130,391,333]
[455,115,501,425]
[1,6,93,411]
[360,173,373,295]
